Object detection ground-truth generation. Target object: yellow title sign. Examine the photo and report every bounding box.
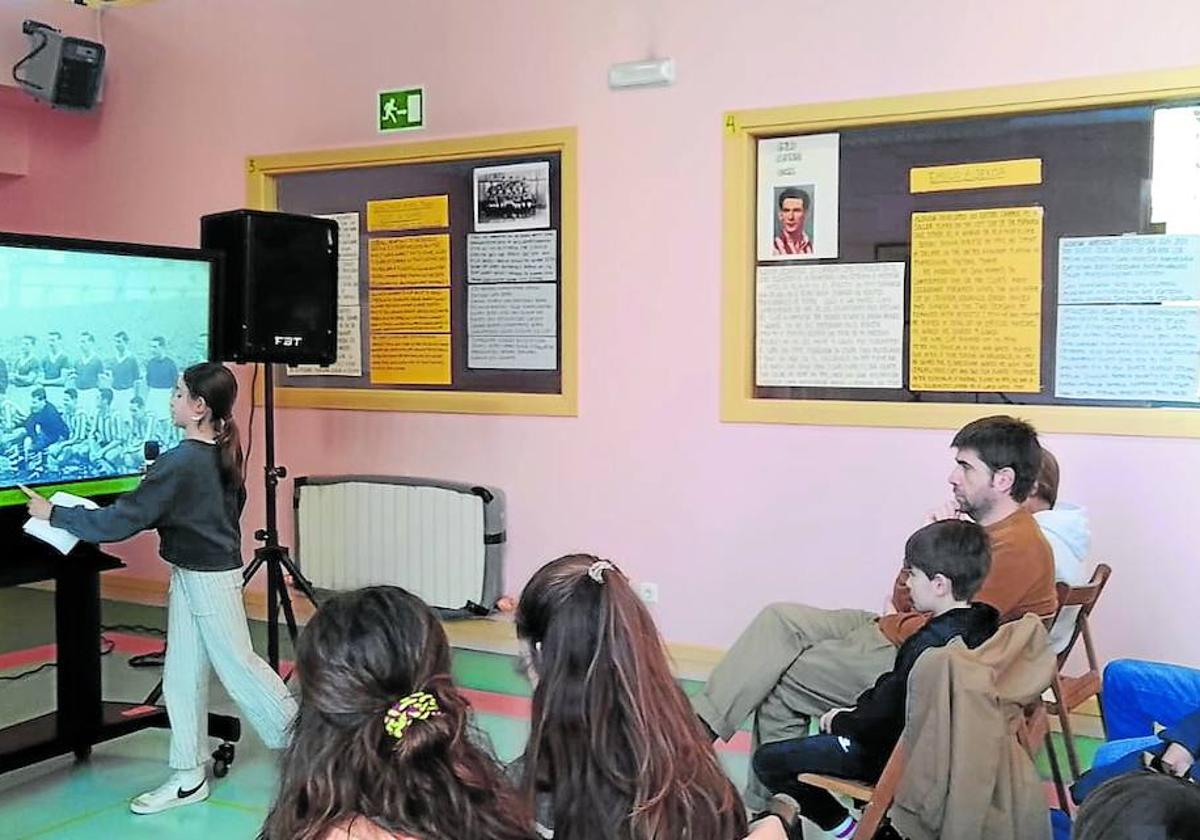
[366,195,449,232]
[910,158,1042,194]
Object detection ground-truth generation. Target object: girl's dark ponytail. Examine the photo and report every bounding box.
[214,414,245,489]
[516,555,749,840]
[182,362,245,489]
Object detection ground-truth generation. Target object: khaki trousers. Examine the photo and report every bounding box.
[691,602,898,809]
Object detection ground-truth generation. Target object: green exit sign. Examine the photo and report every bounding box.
[377,87,425,133]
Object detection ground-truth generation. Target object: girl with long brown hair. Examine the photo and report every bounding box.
[260,585,538,840]
[22,362,296,815]
[515,553,750,840]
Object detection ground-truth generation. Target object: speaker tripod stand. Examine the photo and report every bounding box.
[243,361,321,674]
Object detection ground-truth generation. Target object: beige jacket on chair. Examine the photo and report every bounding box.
[889,614,1056,840]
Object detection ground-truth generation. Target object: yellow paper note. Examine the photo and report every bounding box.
[369,234,450,286]
[370,334,451,385]
[909,207,1043,392]
[366,196,449,232]
[910,159,1043,194]
[369,288,451,334]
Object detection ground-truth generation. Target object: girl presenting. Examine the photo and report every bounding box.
[21,362,296,815]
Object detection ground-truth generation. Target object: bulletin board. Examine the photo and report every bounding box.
[245,128,577,416]
[721,68,1200,437]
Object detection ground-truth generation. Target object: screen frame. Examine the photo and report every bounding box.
[0,230,219,506]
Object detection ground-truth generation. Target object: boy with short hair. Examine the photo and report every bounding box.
[752,519,1000,839]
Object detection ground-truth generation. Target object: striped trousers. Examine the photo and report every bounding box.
[164,566,298,770]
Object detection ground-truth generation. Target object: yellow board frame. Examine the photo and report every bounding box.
[246,127,578,416]
[722,67,1200,437]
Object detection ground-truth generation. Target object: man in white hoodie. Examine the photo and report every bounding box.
[1022,448,1092,652]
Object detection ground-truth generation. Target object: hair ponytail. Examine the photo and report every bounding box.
[385,677,457,766]
[215,414,245,489]
[182,362,245,489]
[260,587,536,840]
[516,554,747,840]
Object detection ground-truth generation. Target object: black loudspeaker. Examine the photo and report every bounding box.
[201,209,338,365]
[15,21,105,111]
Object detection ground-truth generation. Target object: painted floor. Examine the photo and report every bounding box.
[0,588,1091,839]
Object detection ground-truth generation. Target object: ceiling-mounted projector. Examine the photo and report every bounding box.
[12,20,105,111]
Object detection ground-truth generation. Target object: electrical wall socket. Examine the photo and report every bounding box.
[636,581,659,604]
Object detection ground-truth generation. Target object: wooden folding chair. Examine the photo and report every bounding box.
[1020,699,1070,812]
[1030,612,1071,810]
[797,739,907,839]
[797,619,1064,833]
[1044,564,1112,781]
[796,704,1058,837]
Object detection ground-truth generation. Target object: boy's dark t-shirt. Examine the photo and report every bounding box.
[830,602,1000,766]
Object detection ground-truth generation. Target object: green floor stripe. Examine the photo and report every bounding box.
[23,803,128,839]
[205,797,266,814]
[447,649,759,733]
[450,648,530,697]
[1036,731,1102,780]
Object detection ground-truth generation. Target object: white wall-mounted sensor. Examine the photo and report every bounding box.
[608,58,675,90]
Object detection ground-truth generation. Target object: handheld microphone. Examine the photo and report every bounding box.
[143,440,160,471]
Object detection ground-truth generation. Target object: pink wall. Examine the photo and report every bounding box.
[3,0,1199,666]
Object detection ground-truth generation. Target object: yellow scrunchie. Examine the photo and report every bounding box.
[384,691,441,740]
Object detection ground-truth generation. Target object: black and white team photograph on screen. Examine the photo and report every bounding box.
[0,329,200,486]
[0,239,211,489]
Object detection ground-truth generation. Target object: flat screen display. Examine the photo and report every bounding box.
[0,232,215,506]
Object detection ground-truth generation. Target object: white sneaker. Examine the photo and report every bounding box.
[130,770,210,815]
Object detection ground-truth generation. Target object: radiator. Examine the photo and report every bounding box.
[293,475,505,614]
